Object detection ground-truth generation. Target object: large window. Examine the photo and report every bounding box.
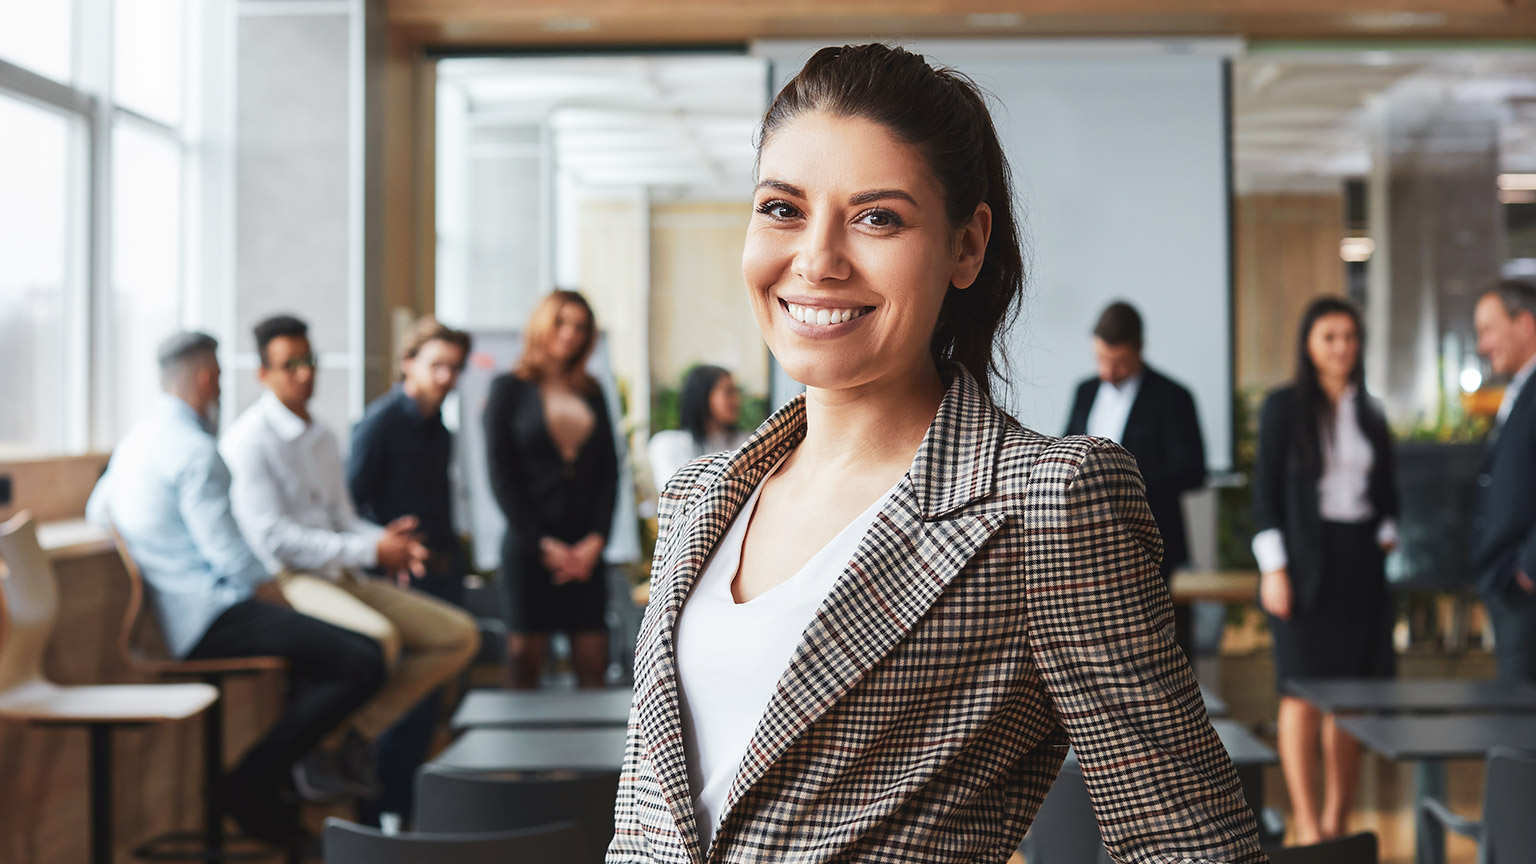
[0,0,201,454]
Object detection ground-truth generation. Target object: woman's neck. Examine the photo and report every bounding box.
[1318,374,1351,405]
[796,362,947,477]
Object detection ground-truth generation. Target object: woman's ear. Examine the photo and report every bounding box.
[950,203,993,290]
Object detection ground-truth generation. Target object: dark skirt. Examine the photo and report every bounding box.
[1268,520,1396,686]
[498,534,609,634]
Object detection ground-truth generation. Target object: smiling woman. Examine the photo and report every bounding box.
[609,44,1266,864]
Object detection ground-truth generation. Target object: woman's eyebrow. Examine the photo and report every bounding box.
[755,179,804,197]
[850,189,917,206]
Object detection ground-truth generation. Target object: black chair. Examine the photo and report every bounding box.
[1262,832,1378,864]
[1419,747,1536,864]
[414,765,619,862]
[322,818,587,864]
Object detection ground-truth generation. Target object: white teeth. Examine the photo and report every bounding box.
[784,302,868,326]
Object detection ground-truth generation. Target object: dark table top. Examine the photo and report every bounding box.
[1285,678,1536,714]
[1335,713,1536,761]
[430,727,628,773]
[451,688,634,730]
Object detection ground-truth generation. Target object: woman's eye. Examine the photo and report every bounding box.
[857,208,904,229]
[755,200,800,220]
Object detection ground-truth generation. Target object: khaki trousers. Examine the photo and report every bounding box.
[279,572,478,740]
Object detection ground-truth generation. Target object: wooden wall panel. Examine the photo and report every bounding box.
[1234,193,1346,392]
[0,455,110,524]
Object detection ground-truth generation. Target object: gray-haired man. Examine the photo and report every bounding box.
[87,332,386,846]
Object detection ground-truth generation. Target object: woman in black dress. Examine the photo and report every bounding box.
[1252,295,1399,843]
[485,290,618,688]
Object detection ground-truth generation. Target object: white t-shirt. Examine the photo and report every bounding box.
[674,464,897,853]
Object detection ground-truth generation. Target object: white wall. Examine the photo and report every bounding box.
[756,39,1236,469]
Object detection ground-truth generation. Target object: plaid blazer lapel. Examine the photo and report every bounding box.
[634,397,810,861]
[711,367,1008,851]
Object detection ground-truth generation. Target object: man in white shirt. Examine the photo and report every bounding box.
[1473,281,1536,681]
[1064,301,1206,656]
[222,314,478,818]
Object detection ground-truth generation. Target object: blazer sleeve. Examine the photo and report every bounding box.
[587,387,620,540]
[608,688,653,862]
[1139,380,1207,495]
[1028,440,1265,863]
[1251,390,1289,535]
[483,376,545,541]
[347,408,387,526]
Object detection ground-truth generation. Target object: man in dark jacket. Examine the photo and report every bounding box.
[1066,301,1206,656]
[1473,279,1536,682]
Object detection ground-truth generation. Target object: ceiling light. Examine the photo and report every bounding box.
[1498,173,1536,191]
[1340,237,1375,263]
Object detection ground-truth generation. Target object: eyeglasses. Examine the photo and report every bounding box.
[281,353,319,372]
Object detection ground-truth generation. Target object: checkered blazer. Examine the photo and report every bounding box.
[609,367,1266,864]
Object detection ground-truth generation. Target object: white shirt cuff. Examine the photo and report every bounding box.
[1376,518,1399,550]
[1252,528,1288,574]
[345,532,380,569]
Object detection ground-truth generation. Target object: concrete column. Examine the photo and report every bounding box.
[1366,88,1505,425]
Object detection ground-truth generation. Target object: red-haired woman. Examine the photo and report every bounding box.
[485,290,618,689]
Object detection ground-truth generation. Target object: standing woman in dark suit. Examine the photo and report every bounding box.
[1252,295,1399,843]
[485,290,619,688]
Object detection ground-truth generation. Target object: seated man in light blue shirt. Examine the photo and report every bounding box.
[87,331,386,848]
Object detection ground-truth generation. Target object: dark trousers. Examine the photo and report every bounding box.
[188,599,386,796]
[1484,584,1536,682]
[358,572,464,826]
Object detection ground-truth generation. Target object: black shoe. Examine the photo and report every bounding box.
[336,729,382,799]
[291,749,351,803]
[224,780,306,849]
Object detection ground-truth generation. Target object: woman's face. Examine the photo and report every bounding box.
[1307,311,1359,384]
[548,302,592,365]
[708,373,741,427]
[742,111,990,392]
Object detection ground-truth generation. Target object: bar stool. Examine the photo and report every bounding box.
[106,517,288,862]
[0,510,217,864]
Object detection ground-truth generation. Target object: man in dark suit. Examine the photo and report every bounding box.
[1066,301,1206,656]
[1472,279,1536,682]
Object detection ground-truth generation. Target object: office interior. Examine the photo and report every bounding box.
[3,1,1536,862]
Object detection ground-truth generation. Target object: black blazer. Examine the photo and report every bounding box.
[1065,366,1206,572]
[1472,380,1536,596]
[483,373,618,557]
[1251,385,1398,614]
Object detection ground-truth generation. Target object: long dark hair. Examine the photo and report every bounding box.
[1293,296,1368,471]
[756,44,1025,401]
[679,365,734,446]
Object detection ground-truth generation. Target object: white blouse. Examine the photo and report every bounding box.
[1251,387,1398,574]
[674,464,897,853]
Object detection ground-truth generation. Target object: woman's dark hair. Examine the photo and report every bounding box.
[757,43,1024,400]
[1293,296,1368,471]
[678,365,734,446]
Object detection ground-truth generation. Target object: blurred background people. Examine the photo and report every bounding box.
[222,313,478,823]
[484,290,618,689]
[1252,296,1399,844]
[86,331,385,846]
[1064,300,1205,657]
[347,315,474,824]
[648,364,747,488]
[1472,279,1536,683]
